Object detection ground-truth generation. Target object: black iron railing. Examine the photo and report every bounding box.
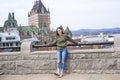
[32,41,114,48]
[0,41,21,52]
[0,46,20,49]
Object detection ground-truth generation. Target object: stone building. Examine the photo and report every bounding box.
[28,0,50,32]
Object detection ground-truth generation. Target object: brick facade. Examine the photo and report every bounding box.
[28,0,50,32]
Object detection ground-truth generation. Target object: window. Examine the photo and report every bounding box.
[6,37,15,40]
[10,43,13,46]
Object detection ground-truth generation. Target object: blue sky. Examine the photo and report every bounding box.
[0,0,120,30]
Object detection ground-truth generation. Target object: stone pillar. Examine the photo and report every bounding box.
[21,41,32,57]
[114,37,120,71]
[114,37,120,57]
[114,37,120,52]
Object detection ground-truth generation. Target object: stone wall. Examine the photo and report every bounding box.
[0,38,120,74]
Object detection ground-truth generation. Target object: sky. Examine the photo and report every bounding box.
[0,0,120,30]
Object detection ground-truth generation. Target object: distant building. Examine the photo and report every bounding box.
[0,12,20,52]
[28,0,50,32]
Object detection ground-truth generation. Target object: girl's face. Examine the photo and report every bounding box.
[57,28,62,35]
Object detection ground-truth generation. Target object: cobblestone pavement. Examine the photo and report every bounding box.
[0,73,120,80]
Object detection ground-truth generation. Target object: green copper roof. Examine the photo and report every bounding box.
[3,12,18,29]
[65,27,72,38]
[19,26,48,35]
[0,27,3,32]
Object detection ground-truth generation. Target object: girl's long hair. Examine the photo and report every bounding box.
[56,27,64,36]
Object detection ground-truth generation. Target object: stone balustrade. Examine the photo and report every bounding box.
[0,38,120,74]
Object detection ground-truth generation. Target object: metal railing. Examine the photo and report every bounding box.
[0,46,20,49]
[32,41,114,48]
[0,42,21,52]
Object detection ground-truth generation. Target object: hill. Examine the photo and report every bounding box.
[72,28,120,36]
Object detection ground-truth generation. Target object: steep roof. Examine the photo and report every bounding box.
[65,27,73,38]
[29,0,49,16]
[3,12,18,29]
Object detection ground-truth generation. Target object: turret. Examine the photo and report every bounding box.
[12,12,15,20]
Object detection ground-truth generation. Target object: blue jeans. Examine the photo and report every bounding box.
[56,48,68,70]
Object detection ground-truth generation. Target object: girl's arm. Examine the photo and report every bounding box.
[65,34,78,45]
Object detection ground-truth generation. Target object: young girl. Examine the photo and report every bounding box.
[50,27,78,78]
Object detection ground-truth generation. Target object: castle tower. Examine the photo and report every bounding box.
[3,12,18,32]
[28,0,50,32]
